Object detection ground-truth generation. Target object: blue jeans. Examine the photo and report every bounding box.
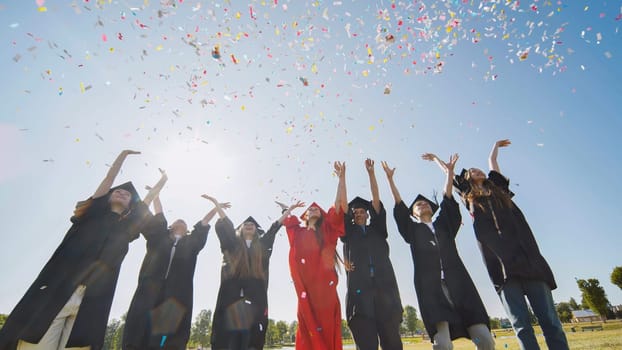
[498,278,569,350]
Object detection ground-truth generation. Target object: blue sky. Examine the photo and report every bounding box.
[1,0,621,325]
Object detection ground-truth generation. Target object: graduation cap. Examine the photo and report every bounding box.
[348,196,370,211]
[409,194,439,217]
[110,181,142,205]
[300,202,327,220]
[149,297,187,335]
[237,216,262,229]
[236,216,265,236]
[453,168,471,196]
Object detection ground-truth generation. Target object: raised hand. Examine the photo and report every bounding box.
[288,200,306,212]
[381,161,395,178]
[121,150,141,156]
[333,161,346,178]
[365,158,375,173]
[344,260,356,272]
[201,194,219,204]
[445,153,459,173]
[495,139,511,148]
[421,153,438,162]
[219,202,232,210]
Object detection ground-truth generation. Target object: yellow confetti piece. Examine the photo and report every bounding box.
[109,47,115,53]
[241,105,246,111]
[362,70,369,77]
[502,33,510,40]
[155,45,163,51]
[75,138,80,142]
[79,82,85,93]
[38,6,47,12]
[368,126,375,131]
[286,126,294,134]
[235,11,241,19]
[311,63,318,74]
[275,28,280,36]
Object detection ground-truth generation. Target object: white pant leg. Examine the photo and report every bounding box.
[467,323,495,350]
[432,321,453,350]
[18,286,90,350]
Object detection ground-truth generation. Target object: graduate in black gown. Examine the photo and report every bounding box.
[0,150,164,350]
[382,156,494,350]
[123,174,229,350]
[204,195,304,350]
[455,139,568,350]
[342,159,403,350]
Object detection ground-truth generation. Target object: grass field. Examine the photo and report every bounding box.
[396,320,622,350]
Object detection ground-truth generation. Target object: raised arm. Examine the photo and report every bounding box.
[421,153,448,174]
[381,161,402,204]
[143,168,167,207]
[201,201,231,226]
[488,139,511,173]
[145,185,164,214]
[93,150,140,198]
[443,154,459,198]
[365,159,381,214]
[201,195,228,220]
[334,161,348,213]
[275,200,306,224]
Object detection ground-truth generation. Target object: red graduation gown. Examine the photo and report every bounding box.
[284,207,344,350]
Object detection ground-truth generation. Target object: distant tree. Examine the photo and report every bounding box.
[276,320,288,343]
[189,309,212,348]
[265,319,280,346]
[403,305,418,336]
[611,266,622,291]
[0,314,7,329]
[556,302,573,323]
[489,317,501,329]
[103,318,123,350]
[341,319,352,339]
[568,297,580,310]
[577,278,611,322]
[288,320,298,343]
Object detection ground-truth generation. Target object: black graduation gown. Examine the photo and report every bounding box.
[342,201,402,323]
[210,217,281,350]
[472,170,556,292]
[123,213,210,350]
[0,194,148,350]
[394,196,489,341]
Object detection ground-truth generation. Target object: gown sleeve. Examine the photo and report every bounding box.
[70,195,110,223]
[142,213,169,247]
[488,170,515,198]
[214,217,237,253]
[369,201,388,239]
[393,200,414,244]
[189,221,210,254]
[437,195,462,239]
[260,221,282,260]
[324,206,345,240]
[283,215,301,246]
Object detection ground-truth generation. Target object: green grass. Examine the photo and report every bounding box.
[399,319,622,350]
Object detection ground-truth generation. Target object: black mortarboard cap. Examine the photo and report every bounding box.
[409,194,439,216]
[241,216,261,229]
[348,196,370,211]
[453,168,471,195]
[110,181,142,205]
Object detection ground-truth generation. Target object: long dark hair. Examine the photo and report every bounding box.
[224,230,265,280]
[464,178,513,212]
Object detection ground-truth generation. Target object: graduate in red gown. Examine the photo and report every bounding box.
[283,161,348,350]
